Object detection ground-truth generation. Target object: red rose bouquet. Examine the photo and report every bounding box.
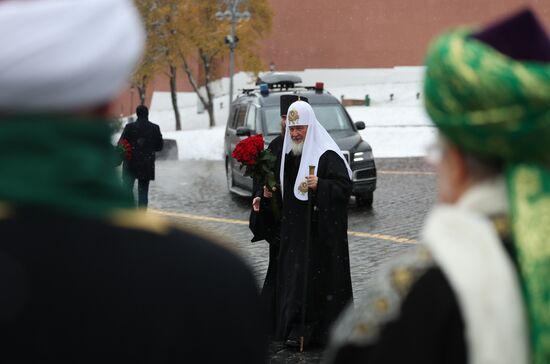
[116,138,132,164]
[232,134,277,190]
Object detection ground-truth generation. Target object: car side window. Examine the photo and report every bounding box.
[256,106,263,134]
[235,105,247,128]
[313,105,352,131]
[245,105,256,131]
[228,106,238,129]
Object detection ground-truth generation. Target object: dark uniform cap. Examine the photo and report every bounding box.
[471,9,550,62]
[280,94,309,117]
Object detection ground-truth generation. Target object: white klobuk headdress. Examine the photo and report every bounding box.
[0,0,144,112]
[280,101,352,201]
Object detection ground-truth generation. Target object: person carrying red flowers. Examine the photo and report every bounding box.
[248,94,309,338]
[118,105,163,208]
[246,95,353,350]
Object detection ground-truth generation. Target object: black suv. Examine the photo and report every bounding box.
[223,73,377,206]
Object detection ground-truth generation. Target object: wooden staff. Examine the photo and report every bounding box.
[300,165,316,352]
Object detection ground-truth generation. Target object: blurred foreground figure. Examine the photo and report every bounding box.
[0,1,266,363]
[324,9,550,364]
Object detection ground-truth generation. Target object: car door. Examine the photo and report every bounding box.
[230,104,249,186]
[238,104,258,189]
[225,105,238,158]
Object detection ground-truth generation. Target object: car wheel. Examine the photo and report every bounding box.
[226,159,234,193]
[356,192,373,207]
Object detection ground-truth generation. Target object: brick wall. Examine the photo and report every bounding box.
[261,0,550,70]
[115,1,550,116]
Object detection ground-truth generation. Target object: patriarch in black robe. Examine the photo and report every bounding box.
[275,100,353,348]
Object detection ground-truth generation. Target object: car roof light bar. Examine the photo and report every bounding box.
[260,83,269,96]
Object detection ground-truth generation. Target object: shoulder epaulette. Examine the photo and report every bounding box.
[329,247,434,350]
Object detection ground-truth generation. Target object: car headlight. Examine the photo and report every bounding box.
[353,150,373,162]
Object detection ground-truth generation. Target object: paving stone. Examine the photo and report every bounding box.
[146,157,436,364]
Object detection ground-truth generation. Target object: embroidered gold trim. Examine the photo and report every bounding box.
[288,109,299,125]
[0,202,12,219]
[329,247,434,350]
[298,180,309,194]
[109,209,171,235]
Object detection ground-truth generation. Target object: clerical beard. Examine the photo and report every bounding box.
[291,140,304,156]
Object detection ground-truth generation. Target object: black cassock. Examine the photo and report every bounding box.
[249,135,284,334]
[275,150,353,347]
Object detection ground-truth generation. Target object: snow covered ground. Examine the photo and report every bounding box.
[143,67,437,160]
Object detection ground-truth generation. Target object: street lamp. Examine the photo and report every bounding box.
[129,86,135,121]
[215,0,250,113]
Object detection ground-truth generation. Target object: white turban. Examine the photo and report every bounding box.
[0,0,145,112]
[280,101,352,201]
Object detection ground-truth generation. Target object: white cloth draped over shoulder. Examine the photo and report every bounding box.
[279,101,352,201]
[423,178,528,364]
[0,0,144,112]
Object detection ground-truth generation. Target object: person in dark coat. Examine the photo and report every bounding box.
[119,104,163,208]
[250,94,309,336]
[0,1,268,363]
[272,100,353,349]
[323,9,550,364]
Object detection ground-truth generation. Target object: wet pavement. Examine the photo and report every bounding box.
[147,157,437,363]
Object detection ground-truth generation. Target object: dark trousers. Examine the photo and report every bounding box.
[123,176,150,208]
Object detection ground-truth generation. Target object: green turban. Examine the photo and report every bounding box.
[425,29,550,364]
